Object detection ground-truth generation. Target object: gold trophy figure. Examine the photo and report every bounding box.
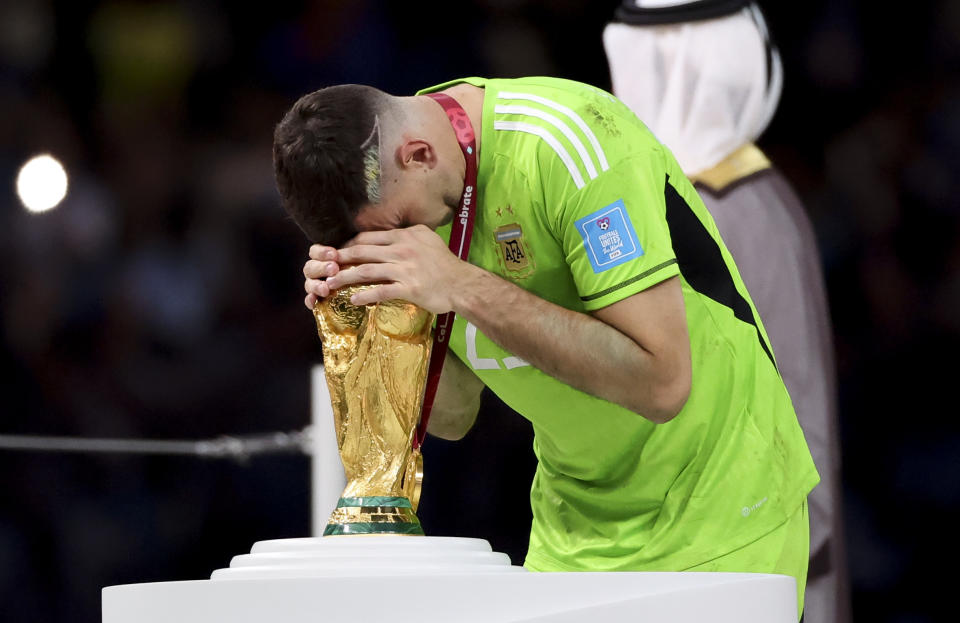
[313,285,433,536]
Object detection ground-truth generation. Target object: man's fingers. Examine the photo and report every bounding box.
[344,230,401,247]
[305,278,330,298]
[349,283,404,306]
[304,292,318,310]
[303,259,339,279]
[309,245,337,261]
[326,263,395,290]
[336,244,402,265]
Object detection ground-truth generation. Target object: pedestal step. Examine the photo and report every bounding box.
[211,536,522,579]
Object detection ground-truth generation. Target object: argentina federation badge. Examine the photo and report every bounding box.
[494,222,535,278]
[575,199,644,273]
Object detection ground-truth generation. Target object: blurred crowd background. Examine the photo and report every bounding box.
[1,1,957,621]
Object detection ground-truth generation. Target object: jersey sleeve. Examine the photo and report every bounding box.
[553,151,680,311]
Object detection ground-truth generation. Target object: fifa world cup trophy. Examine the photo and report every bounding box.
[313,285,433,535]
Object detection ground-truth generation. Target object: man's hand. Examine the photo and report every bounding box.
[302,244,341,310]
[323,225,473,314]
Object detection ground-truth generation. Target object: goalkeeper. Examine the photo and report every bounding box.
[275,75,818,618]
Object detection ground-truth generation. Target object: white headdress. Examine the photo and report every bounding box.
[604,1,782,176]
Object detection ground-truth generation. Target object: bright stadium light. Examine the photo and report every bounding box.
[16,154,69,213]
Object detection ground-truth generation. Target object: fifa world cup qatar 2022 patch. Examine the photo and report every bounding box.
[575,199,644,273]
[494,222,535,278]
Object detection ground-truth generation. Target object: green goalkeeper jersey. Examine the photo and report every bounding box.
[418,77,819,572]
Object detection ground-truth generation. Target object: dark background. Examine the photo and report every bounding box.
[1,1,957,621]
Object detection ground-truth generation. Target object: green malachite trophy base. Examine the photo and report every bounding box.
[323,496,424,536]
[323,522,424,536]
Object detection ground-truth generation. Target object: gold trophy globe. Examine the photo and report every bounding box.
[313,285,432,536]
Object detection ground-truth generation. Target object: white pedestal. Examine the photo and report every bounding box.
[103,536,797,622]
[310,365,346,536]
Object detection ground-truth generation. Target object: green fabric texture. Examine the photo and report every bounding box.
[418,77,819,587]
[686,500,810,620]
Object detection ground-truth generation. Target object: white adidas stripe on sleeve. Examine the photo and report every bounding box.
[497,91,609,172]
[493,120,586,189]
[494,104,599,180]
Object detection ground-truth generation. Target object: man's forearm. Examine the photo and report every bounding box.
[451,265,684,422]
[427,351,484,440]
[312,226,689,421]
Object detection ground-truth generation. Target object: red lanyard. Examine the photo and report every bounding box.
[415,92,479,449]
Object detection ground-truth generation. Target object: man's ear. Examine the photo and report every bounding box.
[396,139,436,170]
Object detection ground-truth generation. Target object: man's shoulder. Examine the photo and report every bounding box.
[484,76,622,109]
[416,77,489,95]
[425,76,627,114]
[485,77,659,184]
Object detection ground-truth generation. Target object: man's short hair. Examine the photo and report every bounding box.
[273,84,387,247]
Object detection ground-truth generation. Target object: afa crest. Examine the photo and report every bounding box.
[494,223,535,278]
